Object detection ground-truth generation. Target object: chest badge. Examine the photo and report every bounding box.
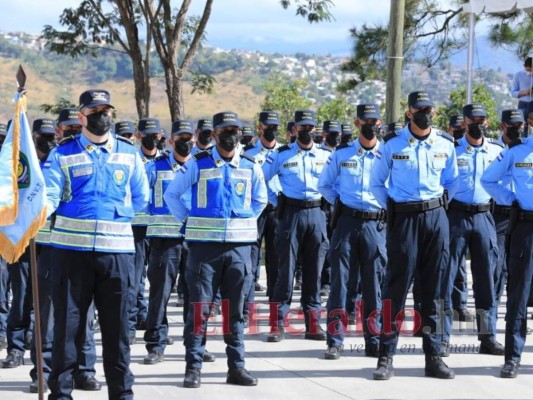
[113,169,125,185]
[235,182,245,196]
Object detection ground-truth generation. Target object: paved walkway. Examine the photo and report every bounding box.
[1,270,532,399]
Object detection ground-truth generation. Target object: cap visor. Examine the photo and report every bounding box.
[296,119,316,126]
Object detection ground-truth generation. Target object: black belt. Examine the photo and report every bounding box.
[341,205,385,221]
[492,204,511,216]
[449,200,491,213]
[393,197,445,213]
[284,197,322,209]
[518,210,533,222]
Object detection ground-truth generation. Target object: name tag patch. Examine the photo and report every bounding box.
[515,162,533,168]
[457,160,469,167]
[392,154,409,160]
[433,153,447,158]
[72,166,94,178]
[341,162,358,168]
[283,162,298,168]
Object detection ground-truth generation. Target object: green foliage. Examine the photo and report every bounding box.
[261,76,312,130]
[433,84,499,134]
[279,0,335,23]
[39,97,76,115]
[190,71,217,95]
[316,97,355,124]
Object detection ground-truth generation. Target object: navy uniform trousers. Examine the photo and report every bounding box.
[48,248,134,400]
[443,209,498,343]
[493,210,510,302]
[129,225,149,336]
[380,207,449,356]
[184,242,252,370]
[271,205,329,332]
[505,220,533,362]
[144,238,186,353]
[0,256,9,341]
[6,248,33,356]
[326,214,386,348]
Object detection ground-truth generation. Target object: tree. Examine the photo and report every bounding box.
[279,0,335,23]
[316,97,355,124]
[433,83,499,135]
[261,76,313,131]
[42,0,213,121]
[337,0,533,92]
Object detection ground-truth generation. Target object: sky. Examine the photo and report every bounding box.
[0,0,392,55]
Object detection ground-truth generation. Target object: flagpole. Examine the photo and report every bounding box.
[18,65,45,400]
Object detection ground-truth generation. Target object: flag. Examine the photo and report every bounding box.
[0,92,47,263]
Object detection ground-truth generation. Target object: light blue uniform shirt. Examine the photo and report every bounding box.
[191,143,213,156]
[453,136,503,204]
[481,138,533,211]
[318,139,382,211]
[243,140,282,205]
[263,142,330,203]
[370,124,459,209]
[163,146,268,223]
[511,70,533,102]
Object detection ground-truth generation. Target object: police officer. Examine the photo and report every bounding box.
[191,119,214,155]
[164,111,267,388]
[448,115,465,140]
[43,89,149,399]
[286,121,297,144]
[387,122,403,135]
[115,121,136,141]
[442,104,504,356]
[314,126,324,145]
[480,125,533,378]
[492,110,526,305]
[511,56,533,126]
[318,104,386,359]
[318,120,341,297]
[143,119,194,364]
[445,113,471,323]
[370,91,458,380]
[56,108,82,139]
[340,123,353,144]
[240,125,255,146]
[29,118,59,392]
[130,118,163,340]
[264,110,330,342]
[243,111,282,304]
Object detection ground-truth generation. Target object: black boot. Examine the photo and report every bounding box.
[425,354,455,379]
[373,356,394,380]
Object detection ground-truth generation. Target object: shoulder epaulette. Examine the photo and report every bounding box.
[116,136,134,146]
[193,150,211,160]
[336,143,350,150]
[437,131,454,143]
[241,153,256,163]
[243,143,255,152]
[383,132,398,143]
[454,140,460,147]
[58,136,75,146]
[278,144,291,152]
[487,138,504,148]
[509,138,524,149]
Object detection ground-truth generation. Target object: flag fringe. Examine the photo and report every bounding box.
[0,96,23,225]
[0,206,47,264]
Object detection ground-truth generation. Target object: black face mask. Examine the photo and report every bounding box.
[156,136,166,150]
[290,136,297,143]
[452,129,465,140]
[63,128,81,138]
[198,130,212,146]
[297,128,313,145]
[412,110,433,130]
[325,133,340,147]
[263,127,278,142]
[36,135,57,155]
[85,111,112,136]
[240,136,253,145]
[174,138,193,157]
[506,126,523,142]
[360,124,377,140]
[218,130,240,152]
[141,135,158,151]
[467,123,486,140]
